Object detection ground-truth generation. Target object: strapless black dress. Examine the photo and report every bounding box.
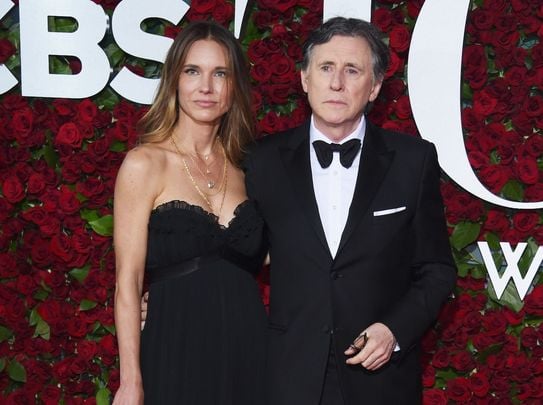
[140,200,268,404]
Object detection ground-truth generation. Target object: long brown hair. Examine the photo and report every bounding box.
[138,21,254,166]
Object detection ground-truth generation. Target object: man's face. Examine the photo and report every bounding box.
[301,35,383,141]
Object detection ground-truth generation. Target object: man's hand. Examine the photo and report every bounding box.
[140,292,148,331]
[344,322,396,371]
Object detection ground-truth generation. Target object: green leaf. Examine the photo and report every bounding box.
[29,308,40,326]
[470,264,486,279]
[0,358,5,372]
[110,140,127,152]
[88,215,113,236]
[34,318,51,340]
[450,222,481,250]
[95,88,121,110]
[461,82,473,100]
[103,323,116,335]
[49,55,72,75]
[96,387,111,405]
[487,279,524,312]
[81,209,100,222]
[485,232,501,251]
[80,299,98,311]
[7,359,27,383]
[41,143,59,168]
[33,288,49,301]
[478,343,503,363]
[456,262,471,278]
[0,325,13,342]
[501,180,524,202]
[70,266,90,283]
[103,43,125,67]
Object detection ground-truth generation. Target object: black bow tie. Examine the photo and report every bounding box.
[312,139,361,168]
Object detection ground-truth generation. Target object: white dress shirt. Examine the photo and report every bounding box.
[309,116,365,258]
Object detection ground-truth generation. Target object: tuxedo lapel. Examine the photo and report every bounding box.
[336,122,395,256]
[279,123,331,257]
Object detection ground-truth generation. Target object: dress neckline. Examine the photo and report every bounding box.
[150,199,251,230]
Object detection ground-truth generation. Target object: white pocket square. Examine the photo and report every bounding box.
[373,206,406,217]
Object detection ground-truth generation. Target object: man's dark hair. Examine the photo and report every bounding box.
[301,17,390,82]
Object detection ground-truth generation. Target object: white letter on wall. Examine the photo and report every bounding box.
[19,0,109,98]
[110,0,188,105]
[0,0,17,94]
[323,0,371,22]
[408,0,543,209]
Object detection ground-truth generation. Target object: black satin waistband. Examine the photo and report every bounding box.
[147,249,260,284]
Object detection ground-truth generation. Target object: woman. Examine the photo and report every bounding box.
[113,21,267,404]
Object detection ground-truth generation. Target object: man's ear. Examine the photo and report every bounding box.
[369,78,383,102]
[300,70,308,93]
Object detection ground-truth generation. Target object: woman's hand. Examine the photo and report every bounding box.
[113,381,144,405]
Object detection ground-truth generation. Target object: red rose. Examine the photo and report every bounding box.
[269,54,296,80]
[251,63,272,83]
[58,185,81,214]
[431,347,450,369]
[16,274,36,296]
[260,0,296,13]
[478,165,512,193]
[372,8,393,31]
[470,372,490,397]
[0,252,18,278]
[462,45,488,88]
[259,110,280,134]
[2,175,25,203]
[264,84,292,104]
[77,340,97,362]
[66,316,90,338]
[450,350,474,372]
[470,8,494,30]
[389,25,410,53]
[483,209,509,234]
[512,211,539,234]
[482,310,507,336]
[11,106,34,136]
[473,89,498,117]
[52,98,76,117]
[76,98,98,123]
[393,95,411,120]
[190,0,216,13]
[422,388,447,405]
[524,285,543,316]
[50,233,74,263]
[385,50,402,78]
[525,184,543,202]
[422,364,435,387]
[27,172,46,195]
[516,156,540,185]
[56,122,82,148]
[0,38,15,63]
[40,386,62,404]
[31,239,53,267]
[446,377,472,402]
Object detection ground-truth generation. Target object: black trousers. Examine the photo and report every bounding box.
[319,340,346,405]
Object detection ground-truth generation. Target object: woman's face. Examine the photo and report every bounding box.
[177,39,232,127]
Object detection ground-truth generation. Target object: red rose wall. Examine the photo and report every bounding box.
[1,0,543,403]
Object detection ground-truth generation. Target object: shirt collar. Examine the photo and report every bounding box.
[309,115,366,145]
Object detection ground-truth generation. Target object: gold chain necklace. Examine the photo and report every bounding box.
[186,138,219,189]
[171,137,228,216]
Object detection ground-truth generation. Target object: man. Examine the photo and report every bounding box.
[244,17,457,405]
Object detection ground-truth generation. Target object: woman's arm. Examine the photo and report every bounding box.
[112,147,157,405]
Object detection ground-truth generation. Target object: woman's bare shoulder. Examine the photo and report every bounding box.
[120,143,170,176]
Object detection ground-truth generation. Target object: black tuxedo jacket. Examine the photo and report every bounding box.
[244,120,457,405]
